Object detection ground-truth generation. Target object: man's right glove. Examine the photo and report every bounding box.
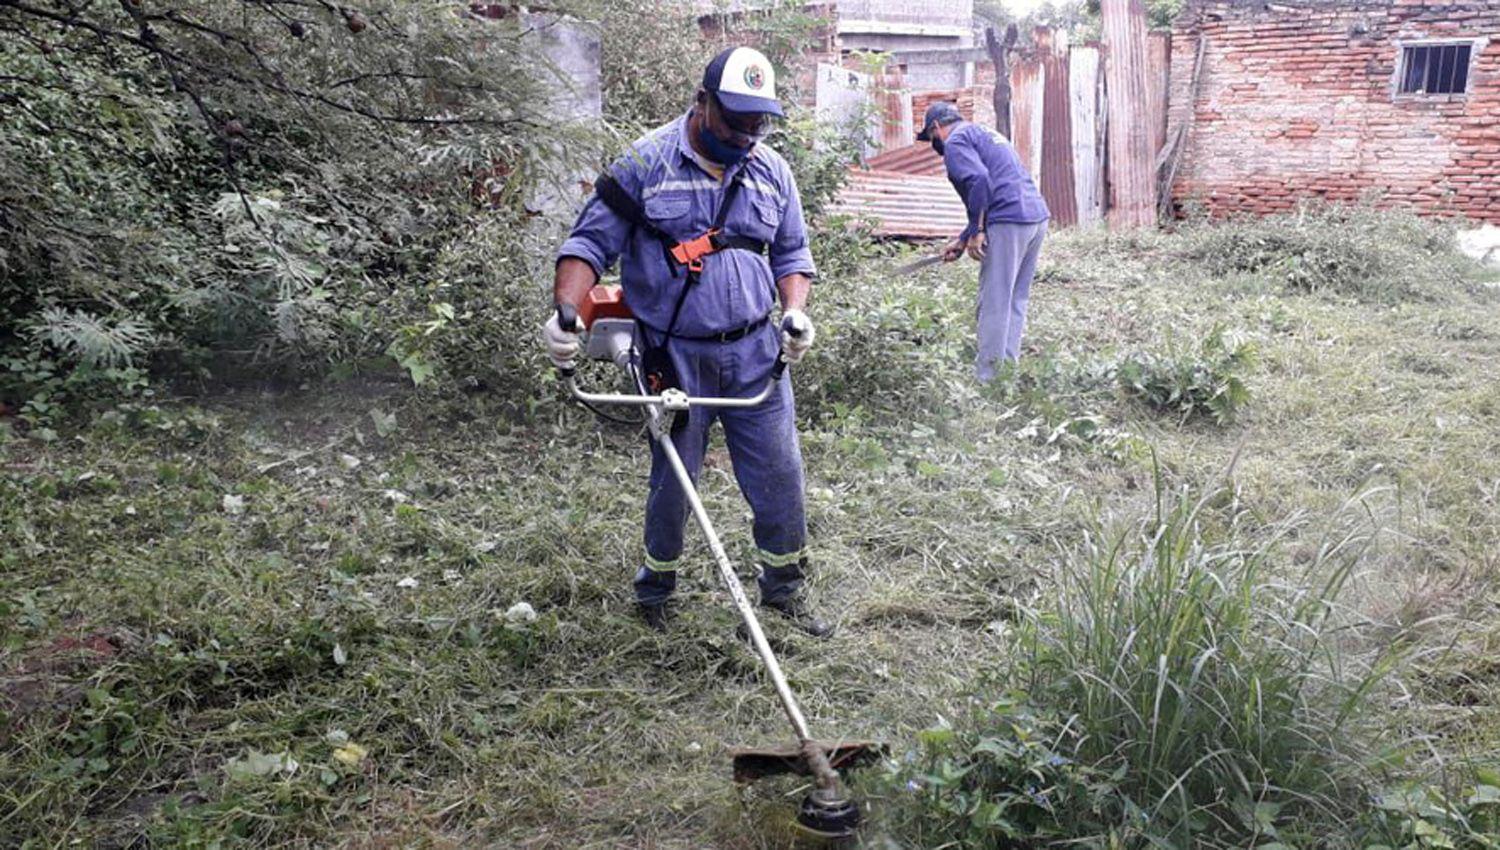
[542,309,581,370]
[780,309,815,364]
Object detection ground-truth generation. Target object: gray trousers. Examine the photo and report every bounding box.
[975,219,1048,382]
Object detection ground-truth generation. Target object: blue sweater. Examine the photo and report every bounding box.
[942,122,1050,240]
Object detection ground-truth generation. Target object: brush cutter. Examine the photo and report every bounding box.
[555,286,884,839]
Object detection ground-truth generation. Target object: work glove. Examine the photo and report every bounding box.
[542,309,581,370]
[779,309,814,364]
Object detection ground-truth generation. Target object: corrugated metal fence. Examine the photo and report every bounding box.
[830,1,1171,237]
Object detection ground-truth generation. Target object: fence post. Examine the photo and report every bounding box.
[1103,0,1156,228]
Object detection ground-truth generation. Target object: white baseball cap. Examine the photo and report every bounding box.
[702,47,783,116]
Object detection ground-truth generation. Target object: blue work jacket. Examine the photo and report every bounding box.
[558,113,816,337]
[943,122,1050,241]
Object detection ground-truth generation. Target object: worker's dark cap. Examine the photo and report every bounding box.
[703,47,784,117]
[916,101,963,140]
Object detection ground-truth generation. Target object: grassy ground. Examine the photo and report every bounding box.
[3,220,1499,848]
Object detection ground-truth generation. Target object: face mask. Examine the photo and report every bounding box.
[698,123,753,166]
[931,136,946,156]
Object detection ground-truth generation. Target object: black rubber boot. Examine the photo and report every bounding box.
[763,594,833,639]
[637,601,671,633]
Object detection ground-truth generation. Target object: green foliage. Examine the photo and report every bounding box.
[596,0,825,133]
[1366,780,1500,849]
[1180,203,1483,303]
[2,0,572,416]
[596,0,712,133]
[1116,323,1255,424]
[770,107,866,222]
[792,260,970,426]
[881,478,1403,847]
[886,699,1142,845]
[1,349,149,438]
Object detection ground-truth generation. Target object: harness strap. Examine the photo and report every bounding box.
[595,171,680,277]
[592,165,767,340]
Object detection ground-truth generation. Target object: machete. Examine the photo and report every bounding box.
[893,254,946,275]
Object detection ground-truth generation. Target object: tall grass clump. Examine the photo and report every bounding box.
[881,476,1402,847]
[1179,203,1482,303]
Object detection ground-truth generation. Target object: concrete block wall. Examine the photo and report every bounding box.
[836,0,974,30]
[1167,0,1500,224]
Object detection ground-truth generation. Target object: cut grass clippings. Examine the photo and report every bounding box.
[3,210,1500,848]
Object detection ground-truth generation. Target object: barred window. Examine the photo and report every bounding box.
[1398,43,1473,95]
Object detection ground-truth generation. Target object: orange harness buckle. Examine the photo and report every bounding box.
[670,229,721,273]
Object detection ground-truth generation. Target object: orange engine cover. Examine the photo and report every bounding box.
[578,285,633,329]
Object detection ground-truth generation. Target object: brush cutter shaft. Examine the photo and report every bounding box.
[651,413,813,742]
[646,403,842,792]
[562,352,844,795]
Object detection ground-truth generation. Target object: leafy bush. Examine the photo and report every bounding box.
[2,0,572,412]
[792,261,971,426]
[2,0,868,425]
[880,479,1401,847]
[1366,780,1500,848]
[596,0,712,133]
[1179,203,1481,302]
[1116,324,1254,424]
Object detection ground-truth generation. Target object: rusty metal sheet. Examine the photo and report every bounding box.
[865,142,946,176]
[874,72,913,154]
[1009,59,1045,184]
[1069,46,1105,225]
[829,169,969,239]
[1146,31,1172,165]
[1037,28,1078,227]
[1102,0,1155,228]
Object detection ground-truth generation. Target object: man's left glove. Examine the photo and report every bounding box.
[780,309,815,364]
[542,309,581,370]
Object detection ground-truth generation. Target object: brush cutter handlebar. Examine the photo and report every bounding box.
[555,300,789,407]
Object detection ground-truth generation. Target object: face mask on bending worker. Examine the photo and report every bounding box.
[930,135,946,156]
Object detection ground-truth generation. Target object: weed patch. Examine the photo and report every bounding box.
[878,478,1405,847]
[1116,324,1255,424]
[1179,203,1484,303]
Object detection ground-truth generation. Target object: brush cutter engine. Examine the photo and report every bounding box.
[573,285,636,369]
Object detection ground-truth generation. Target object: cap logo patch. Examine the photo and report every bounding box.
[744,64,766,90]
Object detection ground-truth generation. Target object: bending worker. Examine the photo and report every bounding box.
[542,47,831,638]
[917,101,1050,382]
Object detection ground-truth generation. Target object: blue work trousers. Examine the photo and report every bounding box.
[633,323,807,606]
[976,220,1048,382]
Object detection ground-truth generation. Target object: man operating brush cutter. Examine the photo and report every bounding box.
[544,52,884,837]
[544,47,831,639]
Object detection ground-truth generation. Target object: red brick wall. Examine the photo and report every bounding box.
[1167,0,1500,224]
